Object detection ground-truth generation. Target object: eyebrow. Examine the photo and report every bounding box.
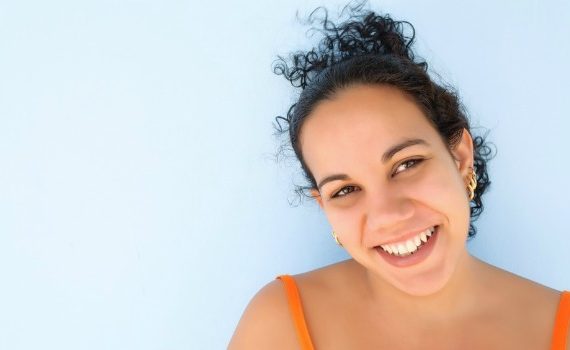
[381,138,429,163]
[316,138,430,191]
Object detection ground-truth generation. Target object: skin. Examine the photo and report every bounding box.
[229,84,566,349]
[302,83,474,302]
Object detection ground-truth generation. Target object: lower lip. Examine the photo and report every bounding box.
[375,226,440,268]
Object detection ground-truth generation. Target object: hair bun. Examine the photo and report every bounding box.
[273,3,426,90]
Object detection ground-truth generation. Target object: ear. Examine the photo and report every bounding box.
[310,189,324,209]
[450,128,474,179]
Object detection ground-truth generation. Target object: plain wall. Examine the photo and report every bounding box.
[0,0,568,349]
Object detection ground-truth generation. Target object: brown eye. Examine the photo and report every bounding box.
[392,158,424,177]
[332,185,358,199]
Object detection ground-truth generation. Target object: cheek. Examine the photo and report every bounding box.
[418,163,470,226]
[421,170,462,200]
[323,205,361,242]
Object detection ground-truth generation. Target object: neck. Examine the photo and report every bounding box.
[361,250,490,323]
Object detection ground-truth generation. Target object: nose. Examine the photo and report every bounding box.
[364,186,415,233]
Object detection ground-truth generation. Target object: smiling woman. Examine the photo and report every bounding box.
[228,2,570,349]
[302,84,475,286]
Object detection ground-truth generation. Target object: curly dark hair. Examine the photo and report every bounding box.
[272,2,495,239]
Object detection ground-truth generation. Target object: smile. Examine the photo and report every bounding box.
[377,226,436,257]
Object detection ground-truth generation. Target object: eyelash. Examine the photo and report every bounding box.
[330,158,425,199]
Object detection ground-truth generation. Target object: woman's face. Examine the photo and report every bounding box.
[300,84,474,296]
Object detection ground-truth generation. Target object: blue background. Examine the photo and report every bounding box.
[0,0,568,349]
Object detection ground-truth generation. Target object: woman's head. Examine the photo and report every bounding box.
[273,6,493,238]
[272,5,494,295]
[299,83,475,295]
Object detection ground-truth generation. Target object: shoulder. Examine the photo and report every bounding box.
[488,262,561,318]
[227,278,298,350]
[297,259,364,298]
[487,263,567,346]
[228,260,357,349]
[500,268,561,308]
[479,258,561,304]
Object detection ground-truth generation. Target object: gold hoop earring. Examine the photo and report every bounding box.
[331,231,343,247]
[467,167,477,201]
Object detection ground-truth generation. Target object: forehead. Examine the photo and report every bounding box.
[299,84,442,176]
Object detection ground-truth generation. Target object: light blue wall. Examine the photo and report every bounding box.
[0,1,568,349]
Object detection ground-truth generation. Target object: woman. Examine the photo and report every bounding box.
[229,4,569,349]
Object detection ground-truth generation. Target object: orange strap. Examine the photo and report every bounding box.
[551,291,570,350]
[276,275,315,350]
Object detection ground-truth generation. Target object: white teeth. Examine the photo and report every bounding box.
[406,240,417,253]
[379,226,436,256]
[414,236,421,246]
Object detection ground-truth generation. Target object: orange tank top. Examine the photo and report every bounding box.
[276,274,570,350]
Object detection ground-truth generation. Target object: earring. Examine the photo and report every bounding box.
[467,167,477,201]
[331,231,343,247]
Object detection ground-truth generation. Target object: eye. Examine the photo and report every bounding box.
[331,185,358,199]
[392,158,424,177]
[329,158,425,200]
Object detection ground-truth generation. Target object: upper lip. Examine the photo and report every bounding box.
[374,225,437,247]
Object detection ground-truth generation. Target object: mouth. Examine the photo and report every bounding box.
[374,225,440,268]
[377,226,436,257]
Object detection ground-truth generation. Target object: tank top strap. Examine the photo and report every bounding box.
[276,274,315,350]
[551,290,570,350]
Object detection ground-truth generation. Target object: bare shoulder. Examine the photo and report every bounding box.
[228,260,357,349]
[482,260,566,346]
[294,258,361,290]
[488,261,561,304]
[509,272,569,349]
[228,278,297,350]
